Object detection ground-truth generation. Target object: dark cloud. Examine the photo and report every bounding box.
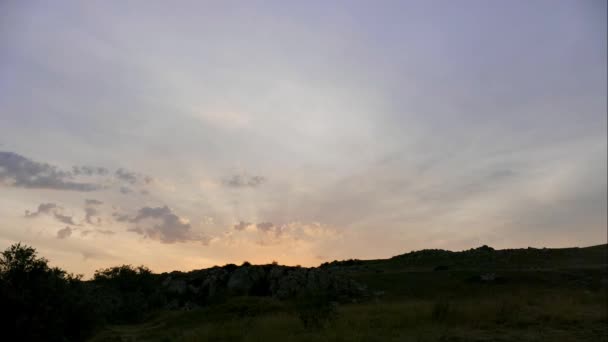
[115,168,153,186]
[254,222,286,239]
[72,165,109,176]
[114,168,153,195]
[0,151,101,191]
[85,199,103,206]
[224,175,266,188]
[233,221,285,236]
[115,168,138,184]
[81,228,114,236]
[54,212,77,225]
[126,205,208,244]
[25,202,78,225]
[84,207,101,225]
[256,222,275,232]
[24,203,59,217]
[83,199,103,225]
[57,226,72,239]
[233,221,251,231]
[112,212,131,222]
[1,152,155,197]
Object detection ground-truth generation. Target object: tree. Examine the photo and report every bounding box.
[92,264,162,323]
[0,243,49,281]
[0,243,98,342]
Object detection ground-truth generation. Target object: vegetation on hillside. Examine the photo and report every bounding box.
[0,242,606,341]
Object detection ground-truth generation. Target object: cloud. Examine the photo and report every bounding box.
[72,165,109,176]
[223,174,266,188]
[115,168,153,185]
[119,186,133,194]
[81,228,115,236]
[0,151,157,197]
[82,199,104,225]
[124,205,208,244]
[24,203,59,217]
[256,222,278,233]
[233,221,252,231]
[57,226,72,239]
[115,168,138,184]
[112,212,131,222]
[0,151,102,191]
[231,220,340,246]
[85,199,103,206]
[114,169,153,195]
[84,207,101,225]
[25,202,78,225]
[54,212,78,225]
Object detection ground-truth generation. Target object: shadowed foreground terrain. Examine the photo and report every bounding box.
[1,243,606,341]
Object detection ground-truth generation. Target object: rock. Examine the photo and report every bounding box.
[159,263,369,309]
[275,268,308,299]
[201,268,229,300]
[227,266,265,295]
[165,278,187,294]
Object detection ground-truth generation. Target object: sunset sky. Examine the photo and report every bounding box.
[1,0,606,277]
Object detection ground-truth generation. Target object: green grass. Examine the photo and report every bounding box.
[90,282,607,341]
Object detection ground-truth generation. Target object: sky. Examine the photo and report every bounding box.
[0,0,606,277]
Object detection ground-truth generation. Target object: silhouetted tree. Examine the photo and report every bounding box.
[0,243,99,341]
[91,264,162,323]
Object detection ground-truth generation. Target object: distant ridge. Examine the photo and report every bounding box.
[320,244,607,271]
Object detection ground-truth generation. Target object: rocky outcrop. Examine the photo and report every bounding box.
[159,264,368,308]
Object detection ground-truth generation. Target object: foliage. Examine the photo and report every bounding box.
[0,243,99,342]
[92,264,163,323]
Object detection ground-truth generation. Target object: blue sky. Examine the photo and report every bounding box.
[1,0,606,276]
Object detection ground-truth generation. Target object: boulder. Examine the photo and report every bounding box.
[227,266,265,295]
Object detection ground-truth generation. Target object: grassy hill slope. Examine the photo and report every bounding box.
[90,244,608,342]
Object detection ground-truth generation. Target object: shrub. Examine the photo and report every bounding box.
[0,243,99,341]
[92,265,162,323]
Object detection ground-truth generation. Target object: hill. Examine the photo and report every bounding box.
[89,244,607,341]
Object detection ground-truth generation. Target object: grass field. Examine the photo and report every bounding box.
[90,245,608,342]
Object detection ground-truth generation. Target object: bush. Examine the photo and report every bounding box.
[92,265,163,323]
[0,243,99,341]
